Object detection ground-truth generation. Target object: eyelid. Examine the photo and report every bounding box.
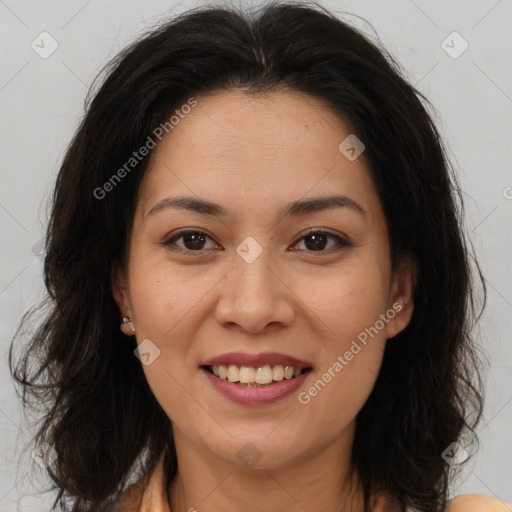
[161,229,220,253]
[291,227,352,252]
[161,227,352,253]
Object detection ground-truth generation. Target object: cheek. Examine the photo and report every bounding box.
[297,267,390,430]
[126,259,207,425]
[128,254,209,337]
[306,258,390,348]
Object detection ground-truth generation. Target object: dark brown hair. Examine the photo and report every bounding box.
[10,1,485,511]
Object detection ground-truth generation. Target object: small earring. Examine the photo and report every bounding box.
[120,317,135,336]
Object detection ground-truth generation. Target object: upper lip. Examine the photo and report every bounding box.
[201,352,313,369]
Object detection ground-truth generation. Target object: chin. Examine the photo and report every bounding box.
[206,433,307,470]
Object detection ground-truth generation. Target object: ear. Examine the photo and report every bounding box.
[386,255,417,340]
[111,260,133,319]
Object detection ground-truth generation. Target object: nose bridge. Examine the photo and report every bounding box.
[215,236,294,331]
[232,241,276,303]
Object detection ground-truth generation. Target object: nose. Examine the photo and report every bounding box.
[214,246,295,334]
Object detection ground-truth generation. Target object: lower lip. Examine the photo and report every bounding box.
[201,368,311,405]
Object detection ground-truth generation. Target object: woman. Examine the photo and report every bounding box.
[9,1,510,511]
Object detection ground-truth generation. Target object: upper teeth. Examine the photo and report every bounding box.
[211,364,303,384]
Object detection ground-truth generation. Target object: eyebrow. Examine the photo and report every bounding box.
[146,194,366,220]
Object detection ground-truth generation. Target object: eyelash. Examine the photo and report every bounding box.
[161,228,351,255]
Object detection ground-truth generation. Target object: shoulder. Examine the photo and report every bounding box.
[109,451,169,511]
[110,454,170,512]
[446,494,512,512]
[109,480,145,512]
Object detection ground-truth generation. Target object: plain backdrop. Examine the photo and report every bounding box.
[1,0,511,510]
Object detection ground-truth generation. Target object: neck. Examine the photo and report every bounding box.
[168,423,369,512]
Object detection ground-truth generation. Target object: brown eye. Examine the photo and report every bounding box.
[162,230,218,252]
[162,229,350,254]
[292,230,350,253]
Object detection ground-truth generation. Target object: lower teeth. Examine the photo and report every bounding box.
[234,381,275,387]
[227,375,301,386]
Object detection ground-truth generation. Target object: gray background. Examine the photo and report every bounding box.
[1,0,511,510]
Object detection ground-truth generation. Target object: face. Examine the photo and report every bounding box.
[113,89,415,471]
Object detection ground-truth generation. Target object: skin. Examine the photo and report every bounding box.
[112,89,416,512]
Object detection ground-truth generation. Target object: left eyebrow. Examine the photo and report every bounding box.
[145,194,366,220]
[281,195,366,220]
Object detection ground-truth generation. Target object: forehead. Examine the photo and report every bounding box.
[137,89,382,226]
[147,89,357,166]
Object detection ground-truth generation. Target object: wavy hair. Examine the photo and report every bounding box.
[9,1,485,511]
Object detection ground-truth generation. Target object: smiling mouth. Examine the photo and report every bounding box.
[202,364,312,387]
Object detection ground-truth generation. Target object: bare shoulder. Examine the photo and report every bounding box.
[446,494,512,512]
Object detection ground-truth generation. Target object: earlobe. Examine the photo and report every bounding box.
[112,263,136,336]
[120,317,136,336]
[386,255,417,339]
